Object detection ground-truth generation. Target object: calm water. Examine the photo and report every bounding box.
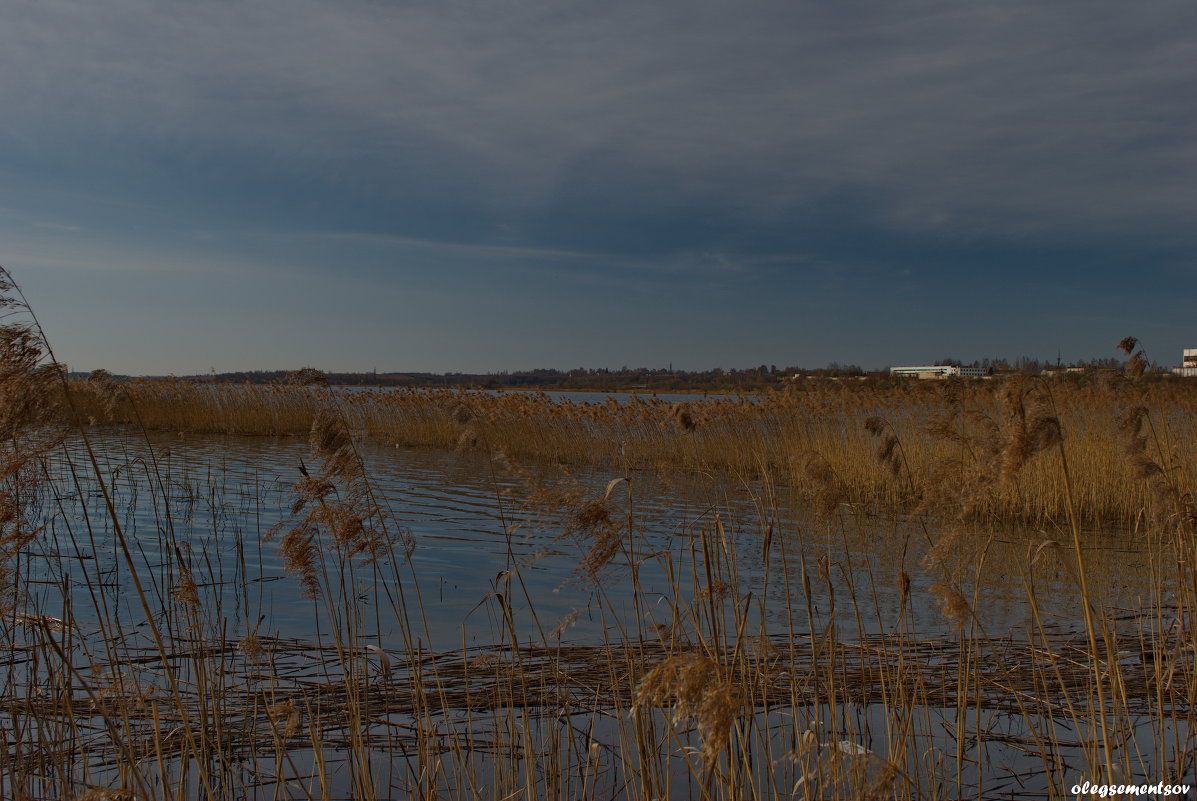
[36,429,1156,650]
[16,429,1193,799]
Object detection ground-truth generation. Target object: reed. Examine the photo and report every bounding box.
[1,264,1193,799]
[66,372,1197,527]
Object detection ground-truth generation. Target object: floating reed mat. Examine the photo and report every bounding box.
[3,629,1191,762]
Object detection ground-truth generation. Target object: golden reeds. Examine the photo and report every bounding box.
[632,652,746,766]
[3,263,1195,799]
[64,371,1197,527]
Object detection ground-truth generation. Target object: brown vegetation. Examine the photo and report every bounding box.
[65,369,1197,527]
[1,264,1194,799]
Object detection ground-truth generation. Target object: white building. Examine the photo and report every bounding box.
[1174,348,1197,378]
[890,365,986,379]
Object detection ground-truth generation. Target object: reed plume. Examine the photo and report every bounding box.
[276,524,321,598]
[998,379,1061,483]
[801,451,846,518]
[864,416,902,478]
[85,369,123,418]
[286,366,328,386]
[634,653,745,765]
[563,496,624,582]
[1112,340,1196,539]
[1118,335,1149,379]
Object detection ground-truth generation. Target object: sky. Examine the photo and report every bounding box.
[1,0,1194,375]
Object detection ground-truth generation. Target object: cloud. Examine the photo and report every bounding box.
[0,0,1194,251]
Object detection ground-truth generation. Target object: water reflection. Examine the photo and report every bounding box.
[20,430,1193,799]
[39,430,1166,651]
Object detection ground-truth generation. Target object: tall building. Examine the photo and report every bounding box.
[1173,348,1197,377]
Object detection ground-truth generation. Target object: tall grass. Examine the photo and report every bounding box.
[1,266,1193,798]
[68,372,1197,526]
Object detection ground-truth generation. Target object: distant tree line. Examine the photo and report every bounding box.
[160,353,1167,392]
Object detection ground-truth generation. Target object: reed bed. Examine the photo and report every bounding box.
[67,373,1197,527]
[1,266,1195,799]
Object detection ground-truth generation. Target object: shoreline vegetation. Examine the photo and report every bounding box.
[2,263,1195,800]
[67,371,1197,528]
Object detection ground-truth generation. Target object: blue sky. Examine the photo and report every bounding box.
[2,0,1194,374]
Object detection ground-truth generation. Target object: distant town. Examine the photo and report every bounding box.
[73,348,1197,393]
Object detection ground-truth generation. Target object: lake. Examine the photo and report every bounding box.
[9,425,1193,800]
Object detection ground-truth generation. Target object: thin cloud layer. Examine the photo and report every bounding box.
[1,1,1194,374]
[3,0,1193,245]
